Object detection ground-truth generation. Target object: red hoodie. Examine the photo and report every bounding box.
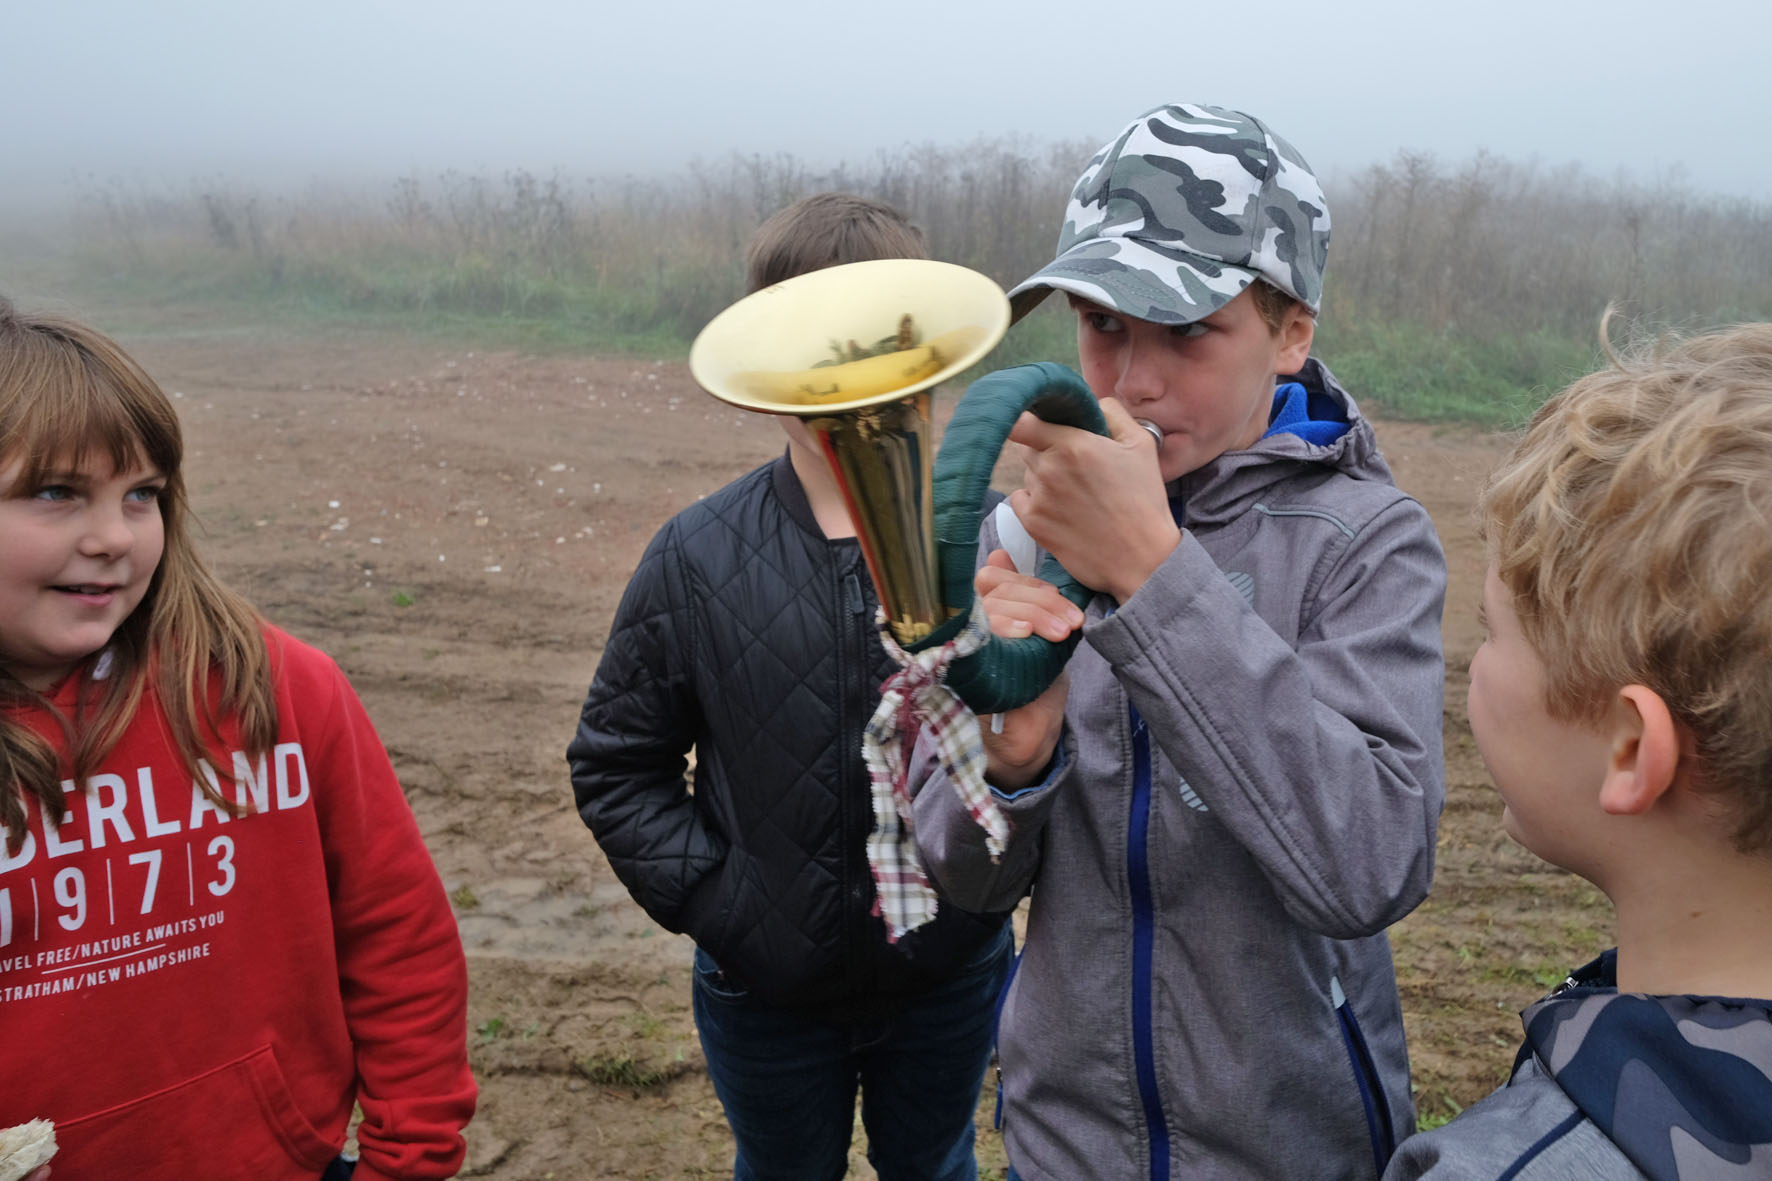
[0,626,475,1179]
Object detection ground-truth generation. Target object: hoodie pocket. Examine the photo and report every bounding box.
[1333,975,1397,1176]
[56,1044,340,1178]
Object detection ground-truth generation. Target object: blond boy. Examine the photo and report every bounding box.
[1387,323,1772,1178]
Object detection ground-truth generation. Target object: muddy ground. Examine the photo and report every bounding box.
[82,305,1605,1178]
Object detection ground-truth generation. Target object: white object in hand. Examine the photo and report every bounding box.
[0,1119,56,1181]
[986,503,1042,734]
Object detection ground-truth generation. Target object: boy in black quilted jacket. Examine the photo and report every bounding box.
[567,192,1013,1181]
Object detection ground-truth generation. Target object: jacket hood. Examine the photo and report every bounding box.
[1167,357,1397,530]
[1518,951,1772,1179]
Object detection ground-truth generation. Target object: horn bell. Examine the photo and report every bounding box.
[689,260,1010,645]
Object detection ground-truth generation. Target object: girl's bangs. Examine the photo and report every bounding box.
[2,351,180,487]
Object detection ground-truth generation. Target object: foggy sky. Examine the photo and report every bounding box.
[7,0,1768,218]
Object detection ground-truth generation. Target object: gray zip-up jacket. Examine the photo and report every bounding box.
[1386,951,1772,1179]
[911,360,1447,1180]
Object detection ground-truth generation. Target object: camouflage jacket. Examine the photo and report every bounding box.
[1387,950,1772,1179]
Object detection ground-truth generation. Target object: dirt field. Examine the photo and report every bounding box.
[103,310,1608,1179]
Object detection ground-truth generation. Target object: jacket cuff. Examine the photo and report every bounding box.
[990,729,1071,802]
[1086,531,1218,667]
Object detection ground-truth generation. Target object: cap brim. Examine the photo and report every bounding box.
[1007,237,1257,327]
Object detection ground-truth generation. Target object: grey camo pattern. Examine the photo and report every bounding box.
[1522,979,1772,1178]
[1009,103,1331,325]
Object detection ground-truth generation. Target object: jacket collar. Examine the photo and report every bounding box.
[1516,950,1772,1178]
[1164,358,1397,530]
[770,450,822,537]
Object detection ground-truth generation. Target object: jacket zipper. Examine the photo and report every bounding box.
[1333,974,1397,1174]
[1128,703,1171,1180]
[992,947,1022,1131]
[842,564,867,986]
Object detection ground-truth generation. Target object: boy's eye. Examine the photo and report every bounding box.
[1171,322,1209,339]
[1082,310,1124,334]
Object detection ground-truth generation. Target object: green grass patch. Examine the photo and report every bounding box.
[45,246,707,360]
[1482,961,1570,991]
[981,299,1079,373]
[1412,1090,1466,1132]
[573,1052,693,1091]
[965,301,1590,427]
[11,244,1627,429]
[1315,319,1600,428]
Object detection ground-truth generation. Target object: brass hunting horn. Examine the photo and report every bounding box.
[690,258,1107,712]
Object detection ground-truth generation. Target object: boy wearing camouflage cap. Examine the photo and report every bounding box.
[1385,324,1772,1179]
[908,103,1447,1178]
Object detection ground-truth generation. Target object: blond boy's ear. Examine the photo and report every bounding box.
[1598,685,1681,816]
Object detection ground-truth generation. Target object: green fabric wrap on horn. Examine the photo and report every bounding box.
[905,362,1107,713]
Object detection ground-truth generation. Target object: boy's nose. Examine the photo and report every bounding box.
[1113,340,1167,406]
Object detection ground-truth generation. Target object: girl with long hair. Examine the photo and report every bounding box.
[0,298,475,1179]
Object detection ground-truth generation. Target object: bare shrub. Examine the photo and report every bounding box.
[1325,152,1772,336]
[62,142,1772,393]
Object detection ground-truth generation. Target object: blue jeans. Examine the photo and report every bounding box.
[693,924,1012,1181]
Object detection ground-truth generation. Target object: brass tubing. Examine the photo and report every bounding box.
[809,390,947,645]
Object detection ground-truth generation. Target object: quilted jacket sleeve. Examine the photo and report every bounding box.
[567,518,725,932]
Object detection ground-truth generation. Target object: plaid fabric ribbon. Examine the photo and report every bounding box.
[863,599,1008,942]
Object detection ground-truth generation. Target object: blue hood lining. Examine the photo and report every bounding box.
[1263,380,1350,448]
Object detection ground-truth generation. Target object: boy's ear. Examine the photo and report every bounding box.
[1276,305,1315,374]
[1598,685,1681,816]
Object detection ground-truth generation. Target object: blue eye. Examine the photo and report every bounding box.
[32,485,74,502]
[126,485,164,504]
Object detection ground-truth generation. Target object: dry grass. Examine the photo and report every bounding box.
[16,141,1772,425]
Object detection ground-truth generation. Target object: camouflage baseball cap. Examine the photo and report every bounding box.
[1008,103,1331,325]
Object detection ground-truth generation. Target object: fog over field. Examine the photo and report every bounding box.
[2,8,1767,1170]
[6,0,1768,221]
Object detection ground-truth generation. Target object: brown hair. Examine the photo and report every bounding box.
[744,192,928,293]
[0,298,277,852]
[1480,317,1772,852]
[1250,279,1305,334]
